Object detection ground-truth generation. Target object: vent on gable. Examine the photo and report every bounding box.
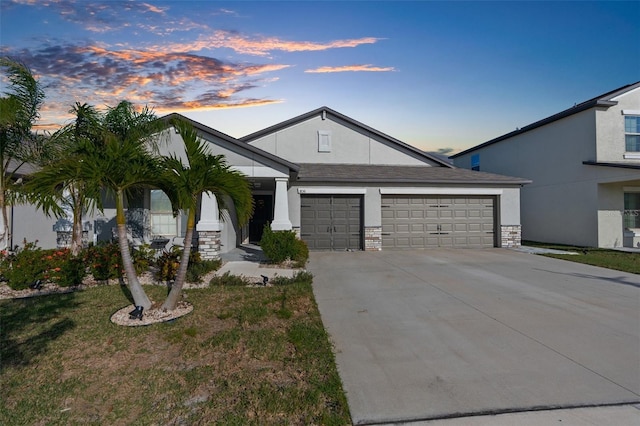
[318,130,331,152]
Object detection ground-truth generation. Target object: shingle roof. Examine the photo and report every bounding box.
[240,106,454,168]
[296,163,531,185]
[452,81,640,158]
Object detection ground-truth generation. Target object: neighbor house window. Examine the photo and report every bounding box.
[150,190,177,236]
[624,192,640,229]
[471,154,480,171]
[625,116,640,152]
[318,130,331,152]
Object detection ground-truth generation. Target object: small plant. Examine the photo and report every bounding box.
[156,246,181,282]
[259,224,309,267]
[132,244,155,275]
[270,270,314,286]
[186,258,221,283]
[210,271,252,287]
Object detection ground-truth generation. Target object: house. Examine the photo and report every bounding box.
[452,82,640,249]
[10,107,530,256]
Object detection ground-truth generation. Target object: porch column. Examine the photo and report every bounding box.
[196,192,223,232]
[271,177,292,231]
[196,192,222,260]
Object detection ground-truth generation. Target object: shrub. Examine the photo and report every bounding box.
[53,254,87,287]
[1,240,46,290]
[259,224,309,267]
[85,242,122,281]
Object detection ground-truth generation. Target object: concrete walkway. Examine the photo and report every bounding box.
[308,249,640,425]
[215,244,300,281]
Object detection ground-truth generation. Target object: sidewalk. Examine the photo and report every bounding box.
[215,244,300,281]
[386,403,640,425]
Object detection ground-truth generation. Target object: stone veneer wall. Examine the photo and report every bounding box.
[197,230,221,260]
[365,226,382,251]
[501,225,522,248]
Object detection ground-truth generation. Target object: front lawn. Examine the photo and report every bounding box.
[523,241,640,274]
[0,273,351,425]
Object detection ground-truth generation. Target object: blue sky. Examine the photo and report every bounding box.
[1,1,638,153]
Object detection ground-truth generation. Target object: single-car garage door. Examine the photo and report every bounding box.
[381,195,495,249]
[300,195,362,251]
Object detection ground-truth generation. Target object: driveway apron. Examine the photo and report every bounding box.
[307,249,640,425]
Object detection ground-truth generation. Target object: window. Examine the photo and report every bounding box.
[318,130,331,152]
[150,190,177,236]
[625,116,640,152]
[624,192,640,229]
[471,154,480,171]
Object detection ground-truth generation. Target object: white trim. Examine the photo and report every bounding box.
[232,165,288,178]
[622,110,640,115]
[297,187,367,195]
[623,153,640,159]
[612,87,640,101]
[379,187,503,195]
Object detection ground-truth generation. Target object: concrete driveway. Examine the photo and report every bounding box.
[307,249,640,425]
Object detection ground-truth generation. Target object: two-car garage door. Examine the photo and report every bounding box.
[381,195,496,249]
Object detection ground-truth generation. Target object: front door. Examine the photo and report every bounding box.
[249,194,273,243]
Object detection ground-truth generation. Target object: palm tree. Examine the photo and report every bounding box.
[98,101,167,310]
[160,118,253,311]
[0,57,45,249]
[26,103,103,256]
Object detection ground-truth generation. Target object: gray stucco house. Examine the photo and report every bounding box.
[11,107,529,256]
[452,82,640,249]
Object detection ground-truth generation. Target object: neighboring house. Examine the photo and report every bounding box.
[12,107,530,256]
[452,82,640,249]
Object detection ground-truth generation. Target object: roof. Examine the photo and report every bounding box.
[452,81,640,158]
[295,163,531,185]
[583,161,640,170]
[160,113,300,172]
[239,106,454,168]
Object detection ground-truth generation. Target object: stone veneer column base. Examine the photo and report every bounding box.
[501,225,522,248]
[197,230,221,260]
[364,226,382,251]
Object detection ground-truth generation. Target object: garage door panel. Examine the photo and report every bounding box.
[301,195,362,251]
[382,195,496,249]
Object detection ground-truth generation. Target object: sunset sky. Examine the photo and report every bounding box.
[1,0,638,152]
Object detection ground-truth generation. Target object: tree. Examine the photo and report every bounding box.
[160,118,253,311]
[98,101,167,310]
[0,57,45,249]
[26,103,103,256]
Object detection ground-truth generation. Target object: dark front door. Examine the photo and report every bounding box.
[249,194,273,243]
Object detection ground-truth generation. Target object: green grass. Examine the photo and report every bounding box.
[0,274,351,425]
[523,241,640,274]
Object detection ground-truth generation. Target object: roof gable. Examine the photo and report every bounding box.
[240,107,453,168]
[160,113,299,174]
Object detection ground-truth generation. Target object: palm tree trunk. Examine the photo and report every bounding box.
[115,189,152,310]
[0,184,9,250]
[161,209,194,311]
[71,190,83,257]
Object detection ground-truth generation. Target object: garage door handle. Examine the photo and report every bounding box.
[381,233,391,236]
[327,227,331,232]
[301,233,311,236]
